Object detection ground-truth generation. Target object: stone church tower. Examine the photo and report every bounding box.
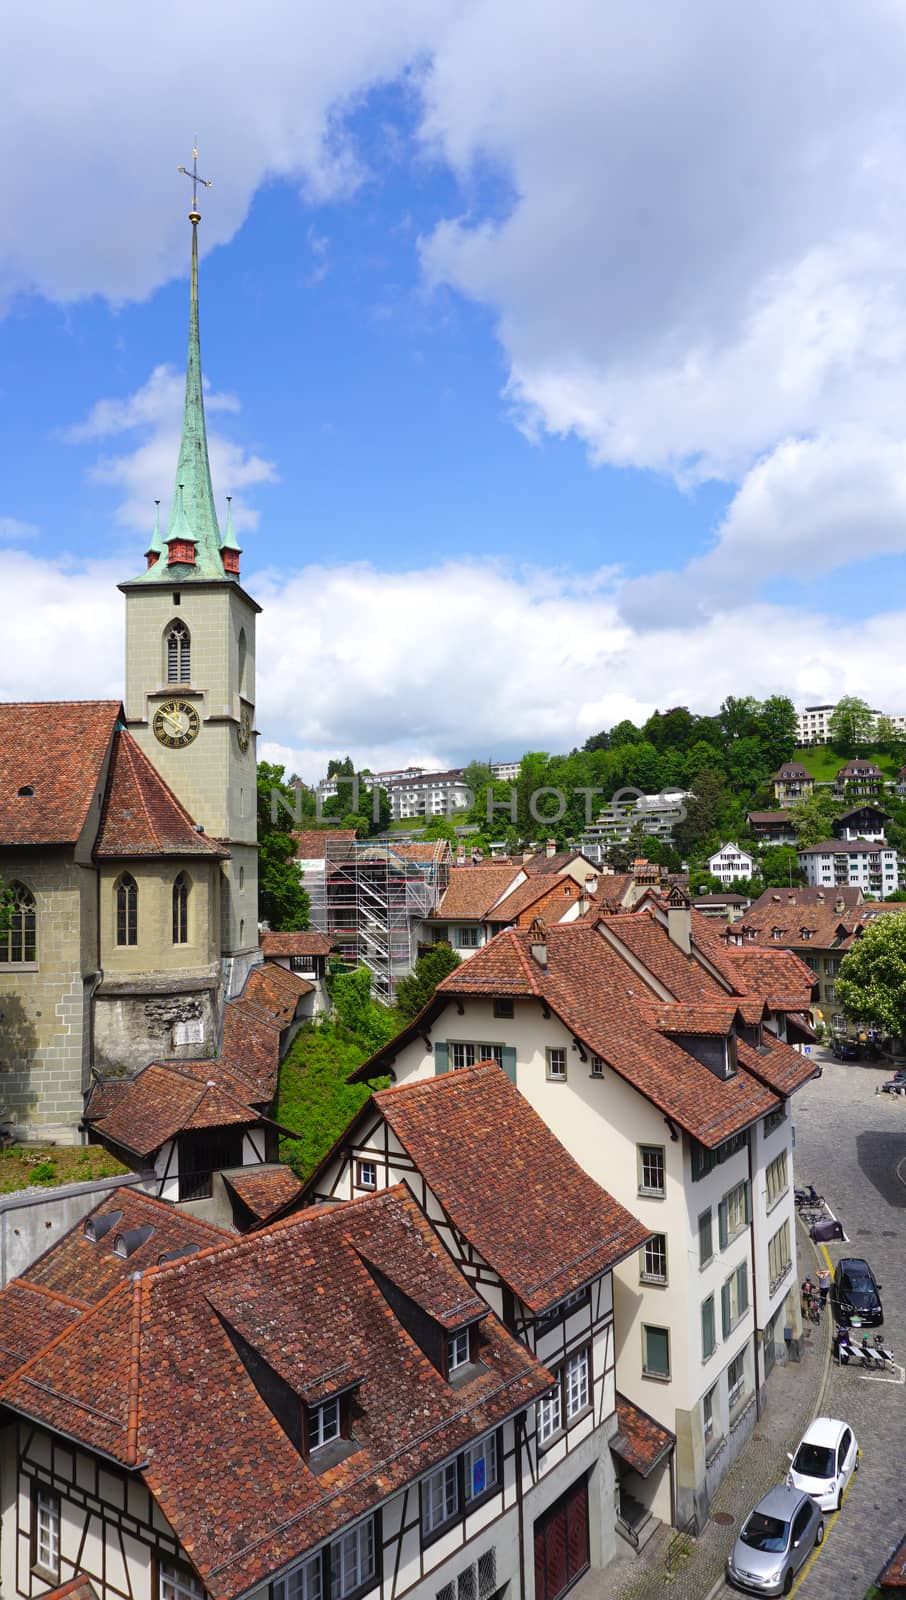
[120,199,259,990]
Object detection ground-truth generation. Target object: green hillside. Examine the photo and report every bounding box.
[792,745,901,783]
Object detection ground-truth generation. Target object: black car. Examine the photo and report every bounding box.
[832,1038,861,1061]
[833,1257,883,1328]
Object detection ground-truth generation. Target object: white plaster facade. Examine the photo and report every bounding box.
[706,843,755,885]
[380,993,800,1530]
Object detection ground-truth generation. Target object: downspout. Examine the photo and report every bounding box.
[747,1133,762,1417]
[515,1413,527,1600]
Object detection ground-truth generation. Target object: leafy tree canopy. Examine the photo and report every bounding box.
[395,943,462,1023]
[828,696,875,756]
[257,763,311,931]
[837,914,906,1038]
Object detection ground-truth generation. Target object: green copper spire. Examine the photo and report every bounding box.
[144,500,163,564]
[221,495,242,553]
[126,190,234,585]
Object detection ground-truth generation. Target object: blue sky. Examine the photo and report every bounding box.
[3,2,906,778]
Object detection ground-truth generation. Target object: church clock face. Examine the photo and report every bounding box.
[237,709,252,753]
[152,698,201,749]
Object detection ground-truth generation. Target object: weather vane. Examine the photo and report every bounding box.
[177,140,212,222]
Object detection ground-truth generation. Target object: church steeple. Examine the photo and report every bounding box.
[126,151,234,585]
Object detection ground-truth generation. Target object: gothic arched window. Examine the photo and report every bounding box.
[172,872,189,945]
[0,882,36,964]
[166,620,191,684]
[116,874,138,947]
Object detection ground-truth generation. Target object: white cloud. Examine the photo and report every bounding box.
[6,545,906,778]
[419,0,906,483]
[0,0,454,307]
[65,366,276,534]
[619,427,906,625]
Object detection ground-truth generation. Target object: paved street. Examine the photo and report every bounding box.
[790,1050,906,1597]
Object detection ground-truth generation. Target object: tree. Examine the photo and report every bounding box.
[327,755,355,779]
[462,760,493,793]
[828,697,875,755]
[755,696,798,770]
[673,769,729,855]
[874,716,906,761]
[759,845,802,888]
[583,729,610,753]
[609,719,642,748]
[422,816,458,843]
[395,944,462,1022]
[837,914,906,1039]
[719,695,762,743]
[788,791,840,848]
[257,762,311,931]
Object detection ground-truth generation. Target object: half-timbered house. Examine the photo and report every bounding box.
[0,1188,569,1600]
[302,1062,655,1560]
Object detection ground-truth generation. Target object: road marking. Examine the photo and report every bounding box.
[789,1458,859,1595]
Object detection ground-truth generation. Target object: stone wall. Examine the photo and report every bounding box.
[93,978,221,1077]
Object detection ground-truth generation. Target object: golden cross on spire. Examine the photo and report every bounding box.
[177,140,213,222]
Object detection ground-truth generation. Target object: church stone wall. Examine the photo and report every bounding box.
[97,860,221,976]
[0,851,97,1145]
[92,981,220,1078]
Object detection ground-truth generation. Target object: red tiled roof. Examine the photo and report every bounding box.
[523,850,594,876]
[747,811,797,825]
[0,1187,551,1600]
[737,1034,819,1098]
[224,1164,304,1221]
[436,865,523,920]
[36,1577,99,1600]
[774,762,813,780]
[490,876,577,924]
[424,924,780,1147]
[654,1002,741,1036]
[241,962,313,1025]
[85,1061,277,1157]
[391,841,452,861]
[94,730,229,858]
[799,837,890,855]
[724,947,817,1011]
[261,930,333,958]
[370,1063,650,1313]
[0,1280,84,1380]
[880,1534,906,1588]
[293,829,357,859]
[0,701,120,845]
[21,1189,229,1303]
[611,1394,674,1476]
[219,997,284,1096]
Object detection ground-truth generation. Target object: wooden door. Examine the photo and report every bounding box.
[533,1477,589,1600]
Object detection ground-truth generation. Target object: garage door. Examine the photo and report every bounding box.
[533,1477,589,1600]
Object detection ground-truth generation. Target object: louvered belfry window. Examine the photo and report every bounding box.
[166,620,191,683]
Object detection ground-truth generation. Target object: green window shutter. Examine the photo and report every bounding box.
[434,1042,449,1075]
[744,1181,752,1224]
[718,1199,728,1250]
[500,1046,517,1083]
[721,1282,731,1339]
[737,1262,749,1315]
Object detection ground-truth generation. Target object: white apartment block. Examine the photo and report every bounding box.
[707,842,755,884]
[798,839,900,897]
[581,791,692,861]
[796,702,906,745]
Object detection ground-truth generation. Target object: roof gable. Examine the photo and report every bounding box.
[0,701,120,846]
[94,730,229,858]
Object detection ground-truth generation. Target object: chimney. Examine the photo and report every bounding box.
[522,849,533,863]
[545,839,557,858]
[585,874,597,896]
[667,901,692,955]
[835,897,845,913]
[529,917,548,967]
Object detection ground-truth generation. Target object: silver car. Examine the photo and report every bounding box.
[726,1484,823,1594]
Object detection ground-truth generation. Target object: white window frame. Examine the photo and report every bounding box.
[446,1329,470,1373]
[355,1160,377,1192]
[456,926,480,949]
[640,1233,668,1284]
[450,1041,503,1071]
[329,1519,376,1600]
[765,1151,788,1210]
[33,1487,60,1580]
[421,1460,460,1536]
[727,1352,746,1410]
[546,1046,567,1081]
[310,1396,341,1451]
[463,1432,499,1503]
[273,1556,322,1600]
[536,1385,563,1445]
[638,1144,665,1197]
[564,1347,590,1419]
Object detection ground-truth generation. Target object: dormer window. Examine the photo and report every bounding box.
[446,1329,471,1373]
[308,1396,342,1451]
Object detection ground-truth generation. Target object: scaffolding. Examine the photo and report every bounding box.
[307,837,450,1004]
